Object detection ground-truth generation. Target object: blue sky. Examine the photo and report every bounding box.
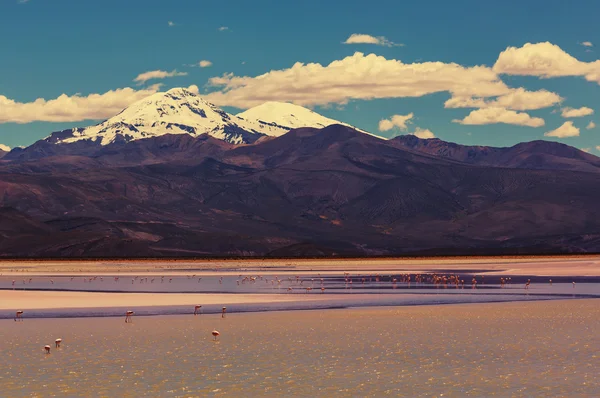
[0,0,598,151]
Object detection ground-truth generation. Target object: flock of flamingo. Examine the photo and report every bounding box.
[6,271,575,354]
[16,304,224,353]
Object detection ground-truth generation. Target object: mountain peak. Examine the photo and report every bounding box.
[49,89,290,146]
[237,101,375,137]
[29,88,376,150]
[0,144,10,152]
[165,86,196,95]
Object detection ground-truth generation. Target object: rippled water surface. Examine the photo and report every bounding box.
[1,300,599,397]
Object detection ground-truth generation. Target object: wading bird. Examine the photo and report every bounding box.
[125,310,134,323]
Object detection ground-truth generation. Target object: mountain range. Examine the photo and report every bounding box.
[1,88,600,258]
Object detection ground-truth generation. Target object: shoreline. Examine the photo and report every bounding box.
[1,289,596,320]
[2,256,600,276]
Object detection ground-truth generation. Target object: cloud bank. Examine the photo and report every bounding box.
[0,86,161,124]
[205,52,511,108]
[493,42,600,84]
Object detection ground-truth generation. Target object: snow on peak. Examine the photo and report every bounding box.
[238,102,345,129]
[0,144,10,152]
[48,88,377,147]
[237,101,376,137]
[55,88,289,146]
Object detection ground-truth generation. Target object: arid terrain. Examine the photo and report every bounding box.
[3,125,600,258]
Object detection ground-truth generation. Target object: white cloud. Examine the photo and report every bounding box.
[493,42,600,84]
[561,106,594,118]
[0,144,10,151]
[168,21,176,27]
[378,113,414,131]
[596,146,600,151]
[343,34,403,47]
[412,127,435,139]
[581,41,594,47]
[17,0,29,3]
[204,52,511,108]
[0,85,161,124]
[581,147,591,153]
[186,84,200,94]
[218,26,229,31]
[544,121,580,138]
[445,87,562,111]
[198,60,213,68]
[587,121,596,129]
[453,107,545,127]
[133,69,187,83]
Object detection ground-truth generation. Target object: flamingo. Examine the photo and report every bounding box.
[125,310,134,323]
[14,310,23,322]
[222,307,227,318]
[55,338,62,348]
[44,345,51,354]
[194,305,202,316]
[212,330,220,340]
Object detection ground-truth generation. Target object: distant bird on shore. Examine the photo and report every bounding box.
[55,338,62,348]
[222,307,227,318]
[125,311,134,323]
[194,305,202,315]
[212,330,220,340]
[14,310,23,321]
[44,345,51,354]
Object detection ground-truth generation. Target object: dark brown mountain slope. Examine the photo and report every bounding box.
[391,135,600,173]
[1,125,600,257]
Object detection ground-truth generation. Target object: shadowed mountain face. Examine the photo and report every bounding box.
[391,135,600,173]
[2,125,600,257]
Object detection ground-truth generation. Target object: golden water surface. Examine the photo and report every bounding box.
[1,300,599,397]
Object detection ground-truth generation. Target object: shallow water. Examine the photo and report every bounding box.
[1,300,599,397]
[2,272,600,319]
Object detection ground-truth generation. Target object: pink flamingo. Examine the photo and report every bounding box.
[212,330,220,340]
[125,310,134,323]
[14,310,23,322]
[222,307,227,318]
[44,345,51,354]
[194,305,202,316]
[55,338,62,348]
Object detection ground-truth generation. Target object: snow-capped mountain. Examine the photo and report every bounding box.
[45,87,370,147]
[0,144,10,152]
[50,88,289,146]
[238,102,356,130]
